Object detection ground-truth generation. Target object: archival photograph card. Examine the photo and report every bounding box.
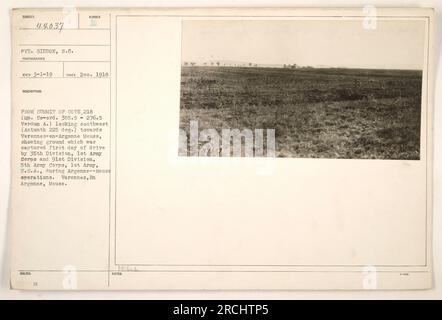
[9,7,433,290]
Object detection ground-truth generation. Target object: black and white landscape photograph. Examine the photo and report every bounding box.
[179,19,425,159]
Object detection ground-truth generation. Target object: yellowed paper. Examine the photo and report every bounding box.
[10,7,433,290]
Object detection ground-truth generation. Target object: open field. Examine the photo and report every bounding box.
[179,66,422,159]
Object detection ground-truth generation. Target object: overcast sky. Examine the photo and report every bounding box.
[182,19,426,70]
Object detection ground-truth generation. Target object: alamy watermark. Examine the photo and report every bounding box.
[178,121,276,158]
[363,5,377,30]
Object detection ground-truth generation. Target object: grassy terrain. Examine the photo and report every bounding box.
[179,66,422,159]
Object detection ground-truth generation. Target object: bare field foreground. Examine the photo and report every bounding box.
[179,66,422,159]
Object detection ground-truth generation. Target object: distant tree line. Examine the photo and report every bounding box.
[183,61,314,68]
[283,64,314,69]
[183,61,259,67]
